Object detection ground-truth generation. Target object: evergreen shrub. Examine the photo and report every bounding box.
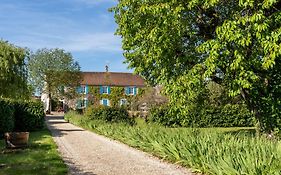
[0,99,45,133]
[149,104,254,127]
[12,100,45,131]
[0,99,15,136]
[85,106,135,125]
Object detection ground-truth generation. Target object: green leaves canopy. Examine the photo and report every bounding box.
[28,48,81,100]
[0,40,29,99]
[112,0,281,134]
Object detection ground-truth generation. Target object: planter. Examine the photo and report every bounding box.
[4,132,29,149]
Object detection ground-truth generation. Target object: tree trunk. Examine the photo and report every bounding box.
[46,87,52,114]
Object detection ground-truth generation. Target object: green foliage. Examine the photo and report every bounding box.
[89,86,144,109]
[0,99,14,136]
[84,106,135,125]
[28,48,81,112]
[0,40,30,99]
[112,0,281,134]
[12,100,45,131]
[149,104,254,128]
[66,113,281,175]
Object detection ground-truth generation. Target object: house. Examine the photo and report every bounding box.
[75,71,146,109]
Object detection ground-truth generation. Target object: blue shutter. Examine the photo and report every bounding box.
[100,86,103,94]
[126,87,130,95]
[103,99,108,106]
[134,87,137,95]
[76,86,82,93]
[85,85,89,94]
[108,86,111,94]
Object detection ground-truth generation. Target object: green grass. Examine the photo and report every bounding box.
[0,129,68,175]
[65,111,281,175]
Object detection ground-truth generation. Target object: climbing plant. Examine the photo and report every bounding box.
[88,86,145,109]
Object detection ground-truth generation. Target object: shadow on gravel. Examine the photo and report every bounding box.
[64,158,97,175]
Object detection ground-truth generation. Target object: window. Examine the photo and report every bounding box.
[100,99,110,106]
[120,99,127,106]
[76,98,88,109]
[101,86,110,94]
[82,86,86,94]
[126,87,137,95]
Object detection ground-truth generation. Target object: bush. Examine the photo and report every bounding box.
[149,103,254,127]
[85,106,135,125]
[12,100,45,131]
[0,99,15,136]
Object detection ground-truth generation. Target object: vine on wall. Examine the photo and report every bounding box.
[88,86,145,109]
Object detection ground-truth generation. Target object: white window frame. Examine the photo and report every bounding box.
[100,99,110,106]
[127,87,136,95]
[102,86,109,94]
[83,98,88,108]
[82,86,86,94]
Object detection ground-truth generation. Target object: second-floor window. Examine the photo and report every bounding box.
[100,86,110,94]
[126,86,137,95]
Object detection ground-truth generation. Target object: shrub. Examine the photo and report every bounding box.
[12,100,45,131]
[149,103,254,127]
[0,99,15,136]
[85,106,135,125]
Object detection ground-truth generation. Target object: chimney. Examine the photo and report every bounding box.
[105,65,109,72]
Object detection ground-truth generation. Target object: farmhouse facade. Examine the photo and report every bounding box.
[76,71,146,109]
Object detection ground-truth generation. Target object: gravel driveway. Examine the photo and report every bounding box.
[46,114,194,175]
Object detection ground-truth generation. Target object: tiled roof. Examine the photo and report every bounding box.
[81,72,146,87]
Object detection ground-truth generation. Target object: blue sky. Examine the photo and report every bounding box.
[0,0,131,72]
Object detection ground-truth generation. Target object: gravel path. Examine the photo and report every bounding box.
[46,114,194,175]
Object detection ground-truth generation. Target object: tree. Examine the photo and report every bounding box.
[112,0,281,135]
[0,40,30,99]
[28,48,81,113]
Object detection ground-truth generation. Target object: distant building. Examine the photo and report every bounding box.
[75,71,146,109]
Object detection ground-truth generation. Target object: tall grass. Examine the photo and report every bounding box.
[65,111,281,175]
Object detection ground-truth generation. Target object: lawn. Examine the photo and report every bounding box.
[0,129,67,175]
[65,112,281,175]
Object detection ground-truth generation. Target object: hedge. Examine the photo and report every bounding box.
[0,99,45,135]
[12,100,45,131]
[85,106,135,125]
[149,104,254,127]
[0,99,15,135]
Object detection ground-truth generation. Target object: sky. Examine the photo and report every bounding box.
[0,0,131,72]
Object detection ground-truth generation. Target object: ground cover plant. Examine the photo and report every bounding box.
[65,111,281,175]
[0,129,68,175]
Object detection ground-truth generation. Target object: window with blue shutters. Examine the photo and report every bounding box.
[100,99,110,106]
[126,86,137,95]
[100,86,110,94]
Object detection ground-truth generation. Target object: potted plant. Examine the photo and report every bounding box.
[4,132,29,148]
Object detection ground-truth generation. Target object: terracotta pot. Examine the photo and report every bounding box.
[4,132,29,149]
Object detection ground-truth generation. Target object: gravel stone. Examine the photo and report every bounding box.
[46,114,194,175]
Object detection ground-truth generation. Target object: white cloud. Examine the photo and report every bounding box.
[62,33,122,52]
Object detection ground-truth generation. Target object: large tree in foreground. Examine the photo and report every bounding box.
[0,40,30,99]
[28,48,81,113]
[112,0,281,135]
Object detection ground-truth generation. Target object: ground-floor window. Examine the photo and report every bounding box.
[100,99,110,106]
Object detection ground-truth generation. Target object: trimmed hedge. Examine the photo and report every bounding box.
[85,106,135,125]
[0,99,45,134]
[149,104,254,127]
[0,99,15,135]
[12,100,45,131]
